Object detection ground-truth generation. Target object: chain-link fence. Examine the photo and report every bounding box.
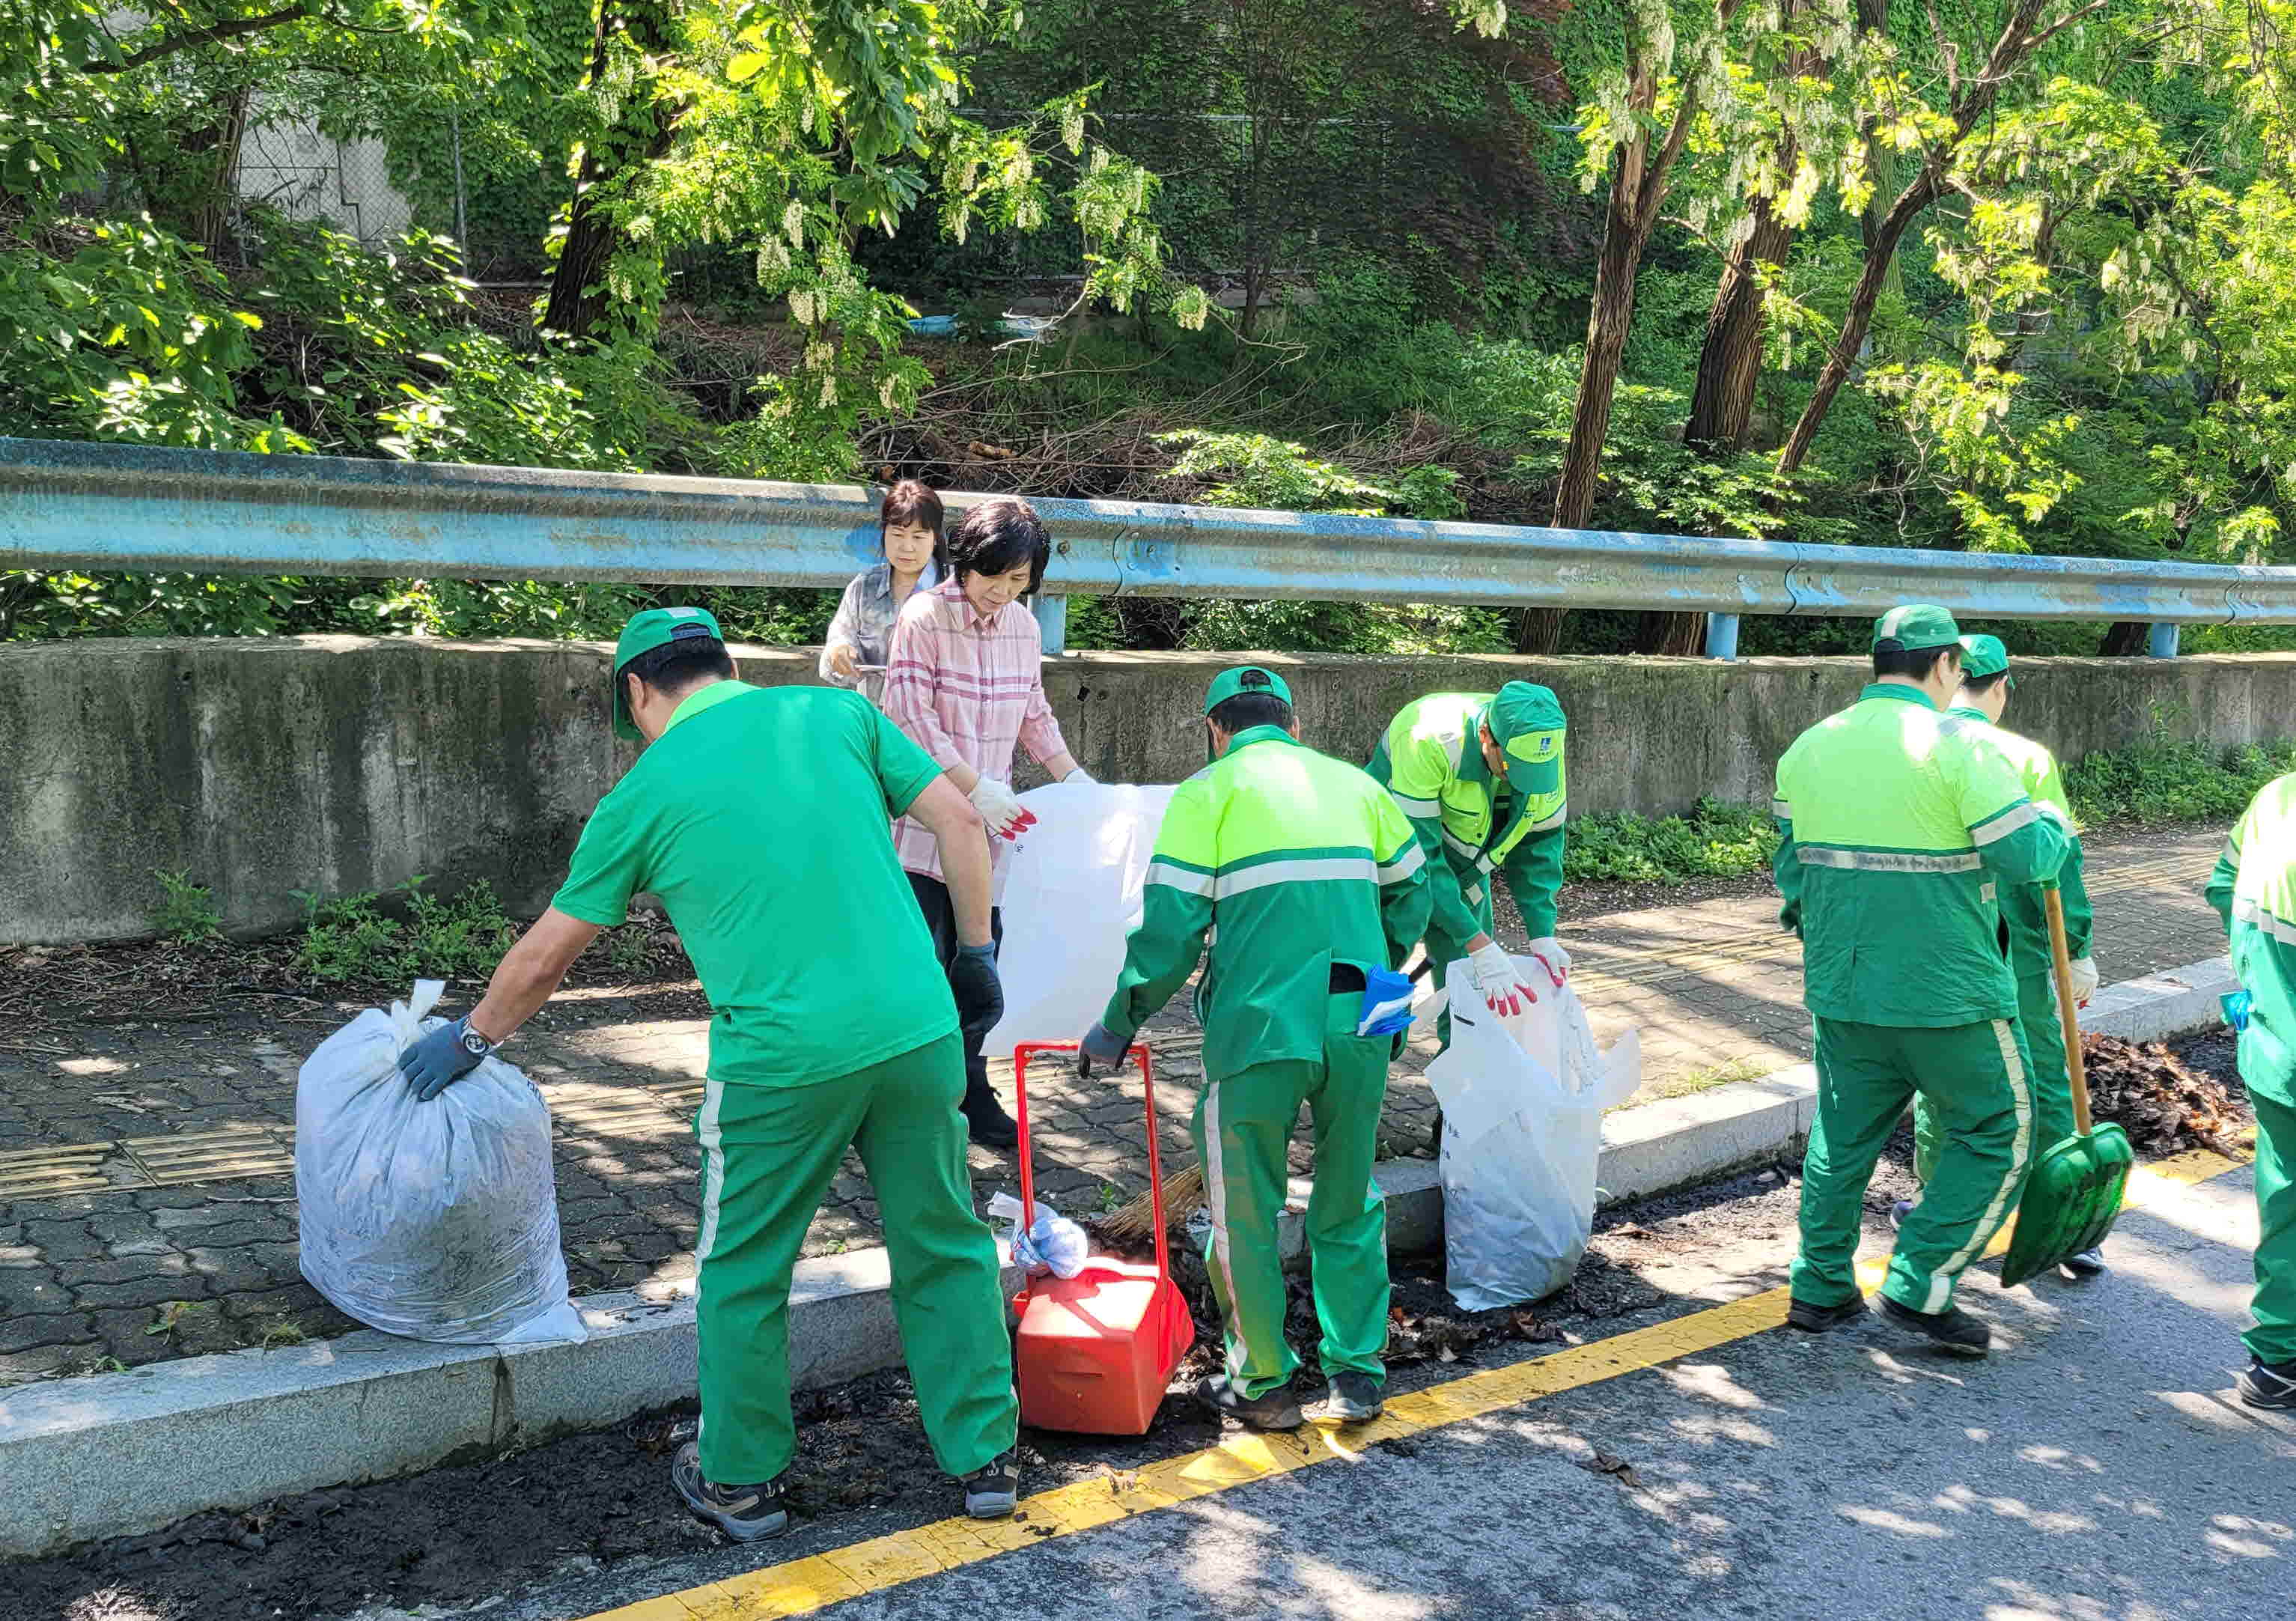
[233,117,420,249]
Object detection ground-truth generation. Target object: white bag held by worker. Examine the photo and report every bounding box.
[984,780,1175,1053]
[987,1190,1091,1279]
[296,980,585,1345]
[1426,964,1640,1310]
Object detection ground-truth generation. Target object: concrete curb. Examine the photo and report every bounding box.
[0,953,2236,1559]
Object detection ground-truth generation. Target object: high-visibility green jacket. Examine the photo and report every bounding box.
[2206,772,2296,1105]
[1100,726,1432,1076]
[1940,706,2093,972]
[1773,684,2071,1028]
[1365,690,1566,943]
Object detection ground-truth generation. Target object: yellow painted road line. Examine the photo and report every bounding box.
[579,1146,2253,1621]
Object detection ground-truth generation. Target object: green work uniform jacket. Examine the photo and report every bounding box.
[1099,726,1432,1076]
[2206,772,2296,1106]
[1773,684,2071,1028]
[1365,690,1567,943]
[1940,706,2094,972]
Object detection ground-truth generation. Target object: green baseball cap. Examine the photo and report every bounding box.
[1872,603,1963,653]
[1203,665,1294,716]
[1958,633,2012,685]
[1485,681,1565,797]
[611,606,725,740]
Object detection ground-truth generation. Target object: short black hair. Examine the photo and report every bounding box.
[948,498,1051,596]
[880,479,951,575]
[620,634,733,702]
[1873,643,1959,682]
[1208,692,1293,734]
[1960,669,2009,696]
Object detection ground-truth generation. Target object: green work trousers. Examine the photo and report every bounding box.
[2249,1088,2296,1365]
[1424,883,1496,1050]
[1792,1016,2035,1316]
[1195,992,1392,1398]
[693,1032,1016,1485]
[1916,969,2076,1186]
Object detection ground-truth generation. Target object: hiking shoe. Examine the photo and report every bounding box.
[2237,1359,2296,1411]
[671,1442,789,1542]
[1315,1371,1385,1424]
[1785,1295,1868,1333]
[1890,1199,1913,1232]
[959,1451,1021,1519]
[960,1082,1020,1149]
[2059,1247,2107,1280]
[1197,1374,1303,1432]
[1880,1295,1991,1357]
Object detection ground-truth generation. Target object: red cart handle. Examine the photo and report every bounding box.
[1011,1041,1172,1288]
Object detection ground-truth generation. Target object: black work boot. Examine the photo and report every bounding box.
[1881,1295,1992,1357]
[672,1442,790,1542]
[2238,1358,2296,1410]
[1315,1371,1386,1423]
[960,1076,1020,1149]
[1786,1295,1869,1333]
[1198,1374,1304,1432]
[958,1450,1022,1518]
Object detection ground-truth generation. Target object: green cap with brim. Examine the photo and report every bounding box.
[1872,603,1963,653]
[1485,681,1565,797]
[1203,665,1294,716]
[612,606,725,740]
[1958,633,2012,686]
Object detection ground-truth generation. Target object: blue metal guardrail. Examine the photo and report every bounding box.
[6,437,2287,657]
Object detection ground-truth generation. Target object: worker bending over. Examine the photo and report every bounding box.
[397,607,1023,1539]
[1775,605,2069,1357]
[1367,682,1569,1037]
[1080,668,1431,1430]
[2204,776,2296,1409]
[1898,634,2105,1277]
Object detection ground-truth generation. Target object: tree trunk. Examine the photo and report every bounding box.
[1684,203,1790,455]
[541,0,677,339]
[2101,621,2151,657]
[1630,610,1708,656]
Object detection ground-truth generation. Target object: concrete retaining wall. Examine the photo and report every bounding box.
[5,638,2292,943]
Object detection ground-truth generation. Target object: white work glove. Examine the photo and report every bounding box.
[967,776,1036,841]
[2068,955,2098,1008]
[1062,767,1094,785]
[1526,935,1571,988]
[1466,940,1537,1018]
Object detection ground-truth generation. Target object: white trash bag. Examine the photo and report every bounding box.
[986,1191,1092,1278]
[296,979,586,1345]
[984,780,1175,1054]
[1425,962,1640,1311]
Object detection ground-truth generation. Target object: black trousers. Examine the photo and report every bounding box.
[907,872,1005,1097]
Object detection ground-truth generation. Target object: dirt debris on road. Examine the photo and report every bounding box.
[2081,1029,2248,1153]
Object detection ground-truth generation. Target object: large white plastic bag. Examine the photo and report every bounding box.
[984,780,1175,1053]
[1425,963,1640,1310]
[296,980,586,1345]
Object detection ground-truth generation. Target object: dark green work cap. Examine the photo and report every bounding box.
[1203,665,1294,716]
[1958,633,2012,685]
[1872,602,1962,653]
[612,606,725,740]
[1485,681,1565,797]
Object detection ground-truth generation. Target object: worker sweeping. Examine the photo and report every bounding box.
[1773,605,2071,1357]
[395,607,1023,1538]
[1077,667,1431,1430]
[1895,634,2107,1278]
[2203,775,2296,1409]
[1365,682,1570,1041]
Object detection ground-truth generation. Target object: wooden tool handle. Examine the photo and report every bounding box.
[2044,887,2093,1136]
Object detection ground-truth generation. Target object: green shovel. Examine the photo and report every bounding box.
[1999,887,2136,1288]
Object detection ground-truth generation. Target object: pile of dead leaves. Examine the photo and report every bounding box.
[2080,1033,2247,1154]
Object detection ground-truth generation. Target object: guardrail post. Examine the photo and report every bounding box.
[1032,593,1068,656]
[1704,612,1741,661]
[2146,622,2181,658]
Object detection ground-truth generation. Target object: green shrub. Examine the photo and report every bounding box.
[1563,799,1783,885]
[150,869,222,943]
[2066,734,2296,827]
[293,877,518,985]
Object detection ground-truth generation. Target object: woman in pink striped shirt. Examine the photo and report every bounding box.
[885,497,1091,1147]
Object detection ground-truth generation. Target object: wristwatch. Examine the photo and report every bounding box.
[455,1018,496,1062]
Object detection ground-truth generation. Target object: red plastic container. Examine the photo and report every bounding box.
[1008,1042,1196,1435]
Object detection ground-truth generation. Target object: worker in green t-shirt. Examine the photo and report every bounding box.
[395,607,1023,1540]
[1898,634,2105,1277]
[1773,604,2070,1358]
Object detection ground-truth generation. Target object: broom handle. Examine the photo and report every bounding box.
[2044,887,2094,1137]
[1136,1044,1170,1288]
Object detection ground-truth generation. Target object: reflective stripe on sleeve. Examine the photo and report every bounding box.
[1524,807,1565,833]
[1377,842,1427,884]
[2233,895,2296,947]
[1796,847,1982,874]
[1967,800,2041,846]
[1143,860,1216,897]
[1771,798,1791,820]
[1386,788,1441,818]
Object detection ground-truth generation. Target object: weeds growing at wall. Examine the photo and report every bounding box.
[1562,799,1783,885]
[2066,735,2296,827]
[150,869,223,943]
[292,877,519,985]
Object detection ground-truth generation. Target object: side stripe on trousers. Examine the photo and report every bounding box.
[1200,1079,1250,1387]
[1925,1019,2033,1313]
[693,1078,727,1446]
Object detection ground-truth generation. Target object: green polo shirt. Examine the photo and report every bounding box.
[552,680,958,1086]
